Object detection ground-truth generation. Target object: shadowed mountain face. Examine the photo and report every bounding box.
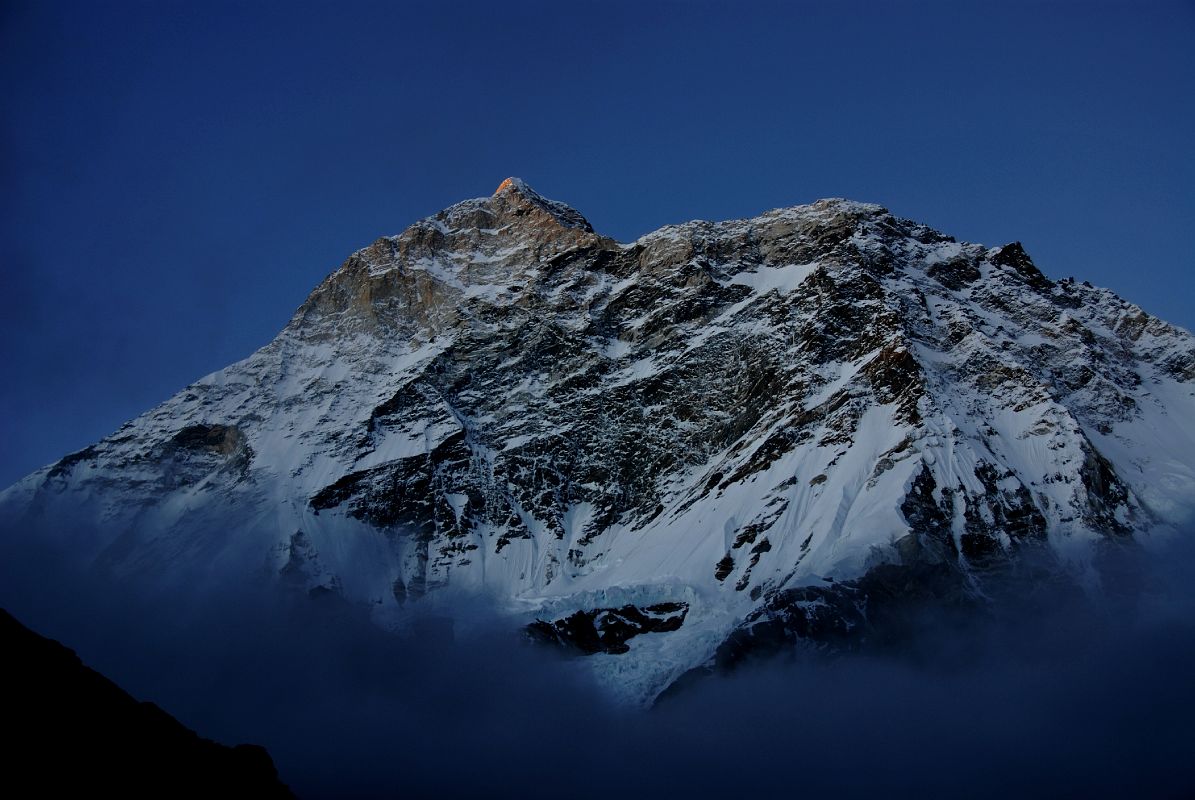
[2,179,1194,704]
[1,608,293,797]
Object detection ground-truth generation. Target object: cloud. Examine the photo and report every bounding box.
[2,526,1194,798]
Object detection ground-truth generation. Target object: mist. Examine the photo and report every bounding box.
[2,527,1193,799]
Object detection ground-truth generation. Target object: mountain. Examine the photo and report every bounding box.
[3,178,1193,704]
[1,607,293,796]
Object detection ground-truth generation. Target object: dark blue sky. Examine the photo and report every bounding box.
[2,0,1192,487]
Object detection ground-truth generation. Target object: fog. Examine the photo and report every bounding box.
[2,529,1193,799]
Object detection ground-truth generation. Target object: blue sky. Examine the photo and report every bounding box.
[2,0,1192,486]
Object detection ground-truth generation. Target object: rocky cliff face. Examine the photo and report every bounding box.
[3,179,1194,703]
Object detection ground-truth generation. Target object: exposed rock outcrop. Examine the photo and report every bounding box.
[3,179,1194,705]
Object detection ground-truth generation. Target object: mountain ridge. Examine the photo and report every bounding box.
[1,607,294,796]
[3,180,1193,704]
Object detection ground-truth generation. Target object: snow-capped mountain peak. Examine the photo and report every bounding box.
[3,183,1194,705]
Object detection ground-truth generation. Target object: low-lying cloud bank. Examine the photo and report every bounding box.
[2,529,1193,799]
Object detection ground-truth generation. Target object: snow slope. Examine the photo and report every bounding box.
[3,179,1193,704]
